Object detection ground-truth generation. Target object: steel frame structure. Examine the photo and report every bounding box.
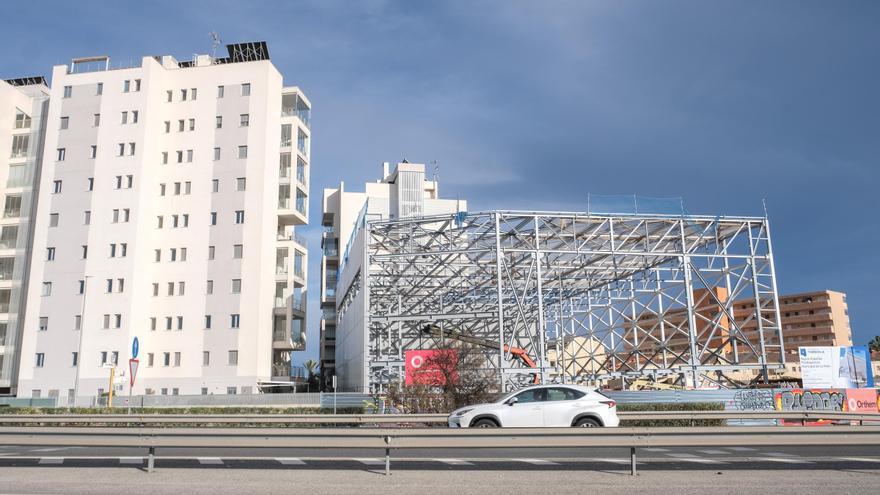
[362,210,784,392]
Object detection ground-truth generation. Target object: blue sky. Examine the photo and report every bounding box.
[3,1,878,364]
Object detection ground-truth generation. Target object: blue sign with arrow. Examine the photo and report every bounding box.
[132,337,139,359]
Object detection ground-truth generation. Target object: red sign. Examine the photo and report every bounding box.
[129,358,139,387]
[404,350,457,386]
[846,388,879,413]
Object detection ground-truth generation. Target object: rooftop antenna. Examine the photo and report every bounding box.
[430,160,439,183]
[210,31,222,59]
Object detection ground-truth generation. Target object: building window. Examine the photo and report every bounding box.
[236,178,246,191]
[178,119,184,132]
[93,113,101,126]
[121,111,128,124]
[42,282,52,296]
[186,149,193,162]
[46,247,55,261]
[203,351,210,366]
[150,318,156,331]
[230,314,240,328]
[231,279,241,293]
[147,353,154,366]
[49,213,59,227]
[216,116,222,128]
[241,83,250,96]
[128,142,136,156]
[72,352,78,367]
[238,146,248,159]
[90,145,97,159]
[53,180,62,193]
[205,315,212,329]
[189,118,195,131]
[60,116,69,129]
[191,88,197,100]
[217,85,224,98]
[35,353,45,367]
[123,80,131,93]
[74,315,81,331]
[81,245,88,259]
[166,90,172,102]
[233,244,243,259]
[208,246,215,260]
[212,179,219,192]
[96,82,103,95]
[240,114,249,127]
[210,212,217,225]
[132,110,139,123]
[174,352,181,367]
[234,210,244,224]
[207,280,213,294]
[228,350,238,366]
[57,148,66,162]
[63,85,72,98]
[214,148,220,161]
[181,89,188,101]
[163,352,170,367]
[39,317,48,331]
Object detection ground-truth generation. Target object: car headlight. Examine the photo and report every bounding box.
[453,408,474,416]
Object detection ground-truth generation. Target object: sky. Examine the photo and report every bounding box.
[2,1,878,366]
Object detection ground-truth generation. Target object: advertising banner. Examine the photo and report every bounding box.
[799,346,874,389]
[404,350,457,386]
[845,388,879,413]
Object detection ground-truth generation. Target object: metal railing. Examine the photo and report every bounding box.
[0,420,877,475]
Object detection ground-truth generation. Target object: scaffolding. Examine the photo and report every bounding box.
[360,210,785,392]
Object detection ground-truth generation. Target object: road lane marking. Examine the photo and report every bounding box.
[436,459,473,465]
[839,457,880,463]
[758,457,811,464]
[197,457,224,465]
[276,458,306,465]
[513,459,559,465]
[591,458,630,464]
[32,447,68,452]
[726,447,755,451]
[642,448,669,452]
[698,449,729,455]
[354,458,385,466]
[119,457,143,465]
[38,457,63,465]
[665,453,698,458]
[763,452,796,457]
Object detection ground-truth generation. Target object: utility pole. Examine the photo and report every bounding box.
[72,276,91,407]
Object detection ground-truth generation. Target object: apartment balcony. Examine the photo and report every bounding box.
[273,330,305,352]
[276,229,307,250]
[277,195,307,226]
[271,363,291,380]
[282,92,311,129]
[291,295,306,315]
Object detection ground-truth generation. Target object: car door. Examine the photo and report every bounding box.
[500,388,545,427]
[542,387,586,427]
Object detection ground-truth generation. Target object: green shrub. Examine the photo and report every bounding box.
[618,402,724,427]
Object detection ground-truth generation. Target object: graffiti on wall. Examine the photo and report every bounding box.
[732,389,775,411]
[774,389,847,412]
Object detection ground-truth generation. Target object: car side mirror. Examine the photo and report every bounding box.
[506,397,518,406]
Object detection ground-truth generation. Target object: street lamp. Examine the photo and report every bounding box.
[71,276,91,407]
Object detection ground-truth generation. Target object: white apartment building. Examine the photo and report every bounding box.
[0,77,49,395]
[15,42,310,401]
[320,162,465,389]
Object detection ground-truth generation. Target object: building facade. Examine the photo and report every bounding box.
[14,42,310,401]
[320,162,465,389]
[0,77,49,395]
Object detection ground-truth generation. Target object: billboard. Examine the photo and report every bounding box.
[404,350,457,386]
[799,346,874,389]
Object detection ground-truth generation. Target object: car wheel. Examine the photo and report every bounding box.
[472,418,499,428]
[574,417,601,428]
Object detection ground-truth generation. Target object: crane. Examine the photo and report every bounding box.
[421,324,540,384]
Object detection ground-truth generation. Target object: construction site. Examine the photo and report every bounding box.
[333,205,786,393]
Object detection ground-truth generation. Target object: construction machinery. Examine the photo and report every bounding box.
[422,324,540,384]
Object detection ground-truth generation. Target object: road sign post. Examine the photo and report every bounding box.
[332,375,337,415]
[129,337,139,414]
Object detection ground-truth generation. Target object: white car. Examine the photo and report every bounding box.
[447,385,619,428]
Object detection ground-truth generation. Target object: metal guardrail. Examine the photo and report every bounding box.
[0,424,878,475]
[1,411,878,425]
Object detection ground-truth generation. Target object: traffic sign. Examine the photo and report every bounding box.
[132,337,139,359]
[129,359,139,387]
